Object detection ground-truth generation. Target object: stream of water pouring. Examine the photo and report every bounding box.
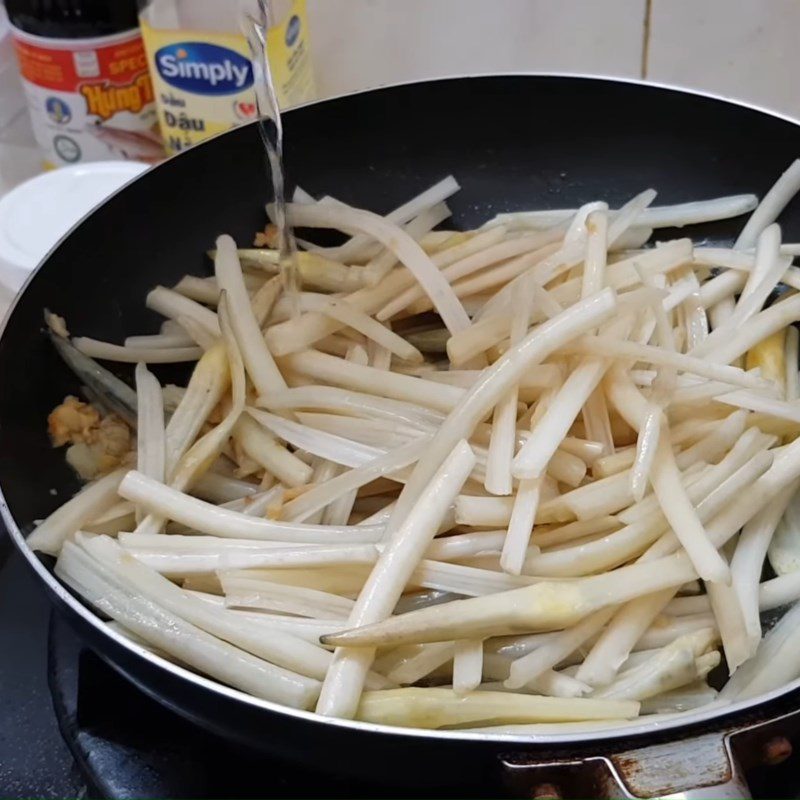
[241,0,301,315]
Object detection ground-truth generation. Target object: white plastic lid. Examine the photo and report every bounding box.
[0,161,149,293]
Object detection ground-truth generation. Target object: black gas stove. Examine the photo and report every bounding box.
[0,526,456,799]
[0,527,384,799]
[0,530,84,798]
[4,522,800,799]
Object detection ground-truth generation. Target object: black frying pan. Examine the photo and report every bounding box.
[3,76,800,798]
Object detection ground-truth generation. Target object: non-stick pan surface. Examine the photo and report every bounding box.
[3,76,800,792]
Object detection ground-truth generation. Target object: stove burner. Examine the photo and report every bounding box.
[44,612,800,799]
[46,614,467,799]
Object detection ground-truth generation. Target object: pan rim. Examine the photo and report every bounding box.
[1,72,799,748]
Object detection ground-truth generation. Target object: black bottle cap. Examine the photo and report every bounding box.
[5,0,140,39]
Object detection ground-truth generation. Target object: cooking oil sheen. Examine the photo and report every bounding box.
[241,0,301,316]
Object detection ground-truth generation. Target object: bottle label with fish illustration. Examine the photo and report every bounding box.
[10,26,163,168]
[138,0,314,156]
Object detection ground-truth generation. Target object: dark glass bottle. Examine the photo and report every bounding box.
[5,0,140,40]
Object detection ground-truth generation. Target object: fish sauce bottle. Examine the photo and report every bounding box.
[5,0,163,167]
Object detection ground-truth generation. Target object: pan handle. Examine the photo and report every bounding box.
[501,730,752,798]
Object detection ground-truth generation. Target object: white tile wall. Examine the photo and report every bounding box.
[307,0,646,98]
[647,0,800,122]
[306,0,800,124]
[0,4,39,194]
